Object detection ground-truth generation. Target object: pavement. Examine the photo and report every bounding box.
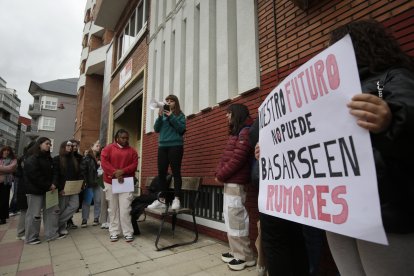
[0,212,258,276]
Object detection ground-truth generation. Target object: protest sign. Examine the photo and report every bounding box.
[63,180,83,196]
[258,35,387,245]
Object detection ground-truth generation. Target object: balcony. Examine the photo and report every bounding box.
[28,103,42,118]
[85,44,108,75]
[90,23,105,37]
[94,0,129,30]
[80,46,89,63]
[25,125,39,139]
[78,73,86,91]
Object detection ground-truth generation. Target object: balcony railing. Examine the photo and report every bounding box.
[28,103,42,117]
[25,125,39,138]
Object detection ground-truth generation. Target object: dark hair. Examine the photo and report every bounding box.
[114,129,129,139]
[0,146,15,159]
[58,140,79,175]
[227,104,250,135]
[165,94,183,116]
[330,19,414,73]
[27,137,51,157]
[23,141,36,157]
[69,139,79,145]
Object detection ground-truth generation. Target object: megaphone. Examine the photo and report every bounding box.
[149,99,165,110]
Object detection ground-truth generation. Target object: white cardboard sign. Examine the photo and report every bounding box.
[258,35,387,245]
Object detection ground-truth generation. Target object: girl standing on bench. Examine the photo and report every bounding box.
[148,94,186,210]
[215,103,256,271]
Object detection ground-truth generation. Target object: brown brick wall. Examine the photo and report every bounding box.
[140,0,414,246]
[76,75,103,153]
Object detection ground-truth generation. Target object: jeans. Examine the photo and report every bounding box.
[158,146,183,198]
[82,186,102,221]
[58,194,79,232]
[99,188,109,224]
[17,209,26,238]
[25,194,59,242]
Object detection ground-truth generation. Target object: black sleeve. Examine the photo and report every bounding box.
[52,156,62,190]
[249,118,259,147]
[24,156,51,192]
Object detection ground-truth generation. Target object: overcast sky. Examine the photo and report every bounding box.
[0,0,86,118]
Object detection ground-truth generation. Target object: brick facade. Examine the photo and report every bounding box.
[75,74,103,151]
[140,0,414,246]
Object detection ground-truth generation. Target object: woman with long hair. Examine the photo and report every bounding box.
[0,146,17,224]
[148,94,186,210]
[326,20,414,275]
[24,137,59,244]
[53,140,81,236]
[80,140,102,227]
[215,103,256,271]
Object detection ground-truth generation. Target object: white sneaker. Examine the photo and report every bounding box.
[171,198,180,210]
[101,222,109,229]
[257,265,266,276]
[147,200,165,209]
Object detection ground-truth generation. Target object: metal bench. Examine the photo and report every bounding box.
[144,176,202,251]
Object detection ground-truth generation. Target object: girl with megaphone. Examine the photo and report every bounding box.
[147,94,186,210]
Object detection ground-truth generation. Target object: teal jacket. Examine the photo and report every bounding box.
[154,112,186,147]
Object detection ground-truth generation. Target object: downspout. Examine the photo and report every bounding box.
[272,0,280,83]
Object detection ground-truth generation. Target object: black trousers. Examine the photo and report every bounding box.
[0,183,11,220]
[260,212,309,276]
[158,146,183,198]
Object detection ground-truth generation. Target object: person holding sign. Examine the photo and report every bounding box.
[147,94,186,210]
[101,129,138,242]
[53,140,82,237]
[24,137,59,244]
[80,140,102,228]
[215,104,256,271]
[326,20,414,276]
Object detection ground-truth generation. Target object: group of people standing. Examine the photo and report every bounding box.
[0,138,107,245]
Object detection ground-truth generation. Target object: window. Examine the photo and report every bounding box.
[117,0,148,62]
[38,116,56,131]
[41,96,58,110]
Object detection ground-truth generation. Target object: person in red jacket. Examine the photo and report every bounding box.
[100,129,138,242]
[215,103,256,271]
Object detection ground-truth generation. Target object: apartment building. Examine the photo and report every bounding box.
[0,77,21,150]
[27,78,78,155]
[75,0,114,152]
[15,116,31,156]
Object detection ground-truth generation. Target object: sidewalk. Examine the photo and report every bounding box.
[0,212,257,276]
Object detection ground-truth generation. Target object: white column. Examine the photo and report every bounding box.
[216,0,238,103]
[236,0,260,93]
[198,0,216,110]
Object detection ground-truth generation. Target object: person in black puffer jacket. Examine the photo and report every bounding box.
[24,137,58,244]
[325,20,414,276]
